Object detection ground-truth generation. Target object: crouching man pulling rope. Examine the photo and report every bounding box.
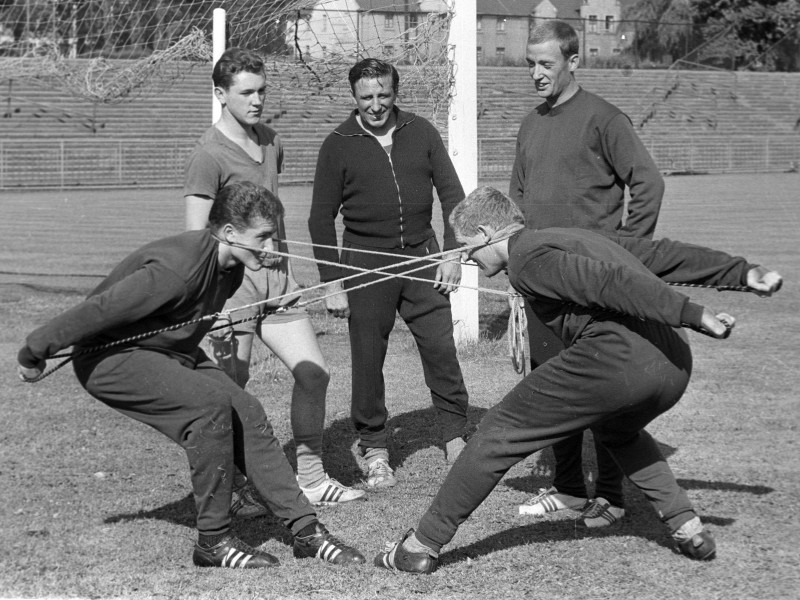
[17,181,366,570]
[374,186,783,573]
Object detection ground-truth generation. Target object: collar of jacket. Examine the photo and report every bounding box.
[333,106,416,137]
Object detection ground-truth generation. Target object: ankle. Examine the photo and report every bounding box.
[198,533,227,548]
[363,447,389,465]
[402,533,438,558]
[673,516,704,542]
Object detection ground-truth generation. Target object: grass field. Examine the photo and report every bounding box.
[1,174,798,599]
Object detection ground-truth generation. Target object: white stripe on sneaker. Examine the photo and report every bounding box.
[317,540,342,562]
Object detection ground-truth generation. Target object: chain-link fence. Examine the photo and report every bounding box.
[2,135,798,190]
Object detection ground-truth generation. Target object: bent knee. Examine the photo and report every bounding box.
[292,362,330,391]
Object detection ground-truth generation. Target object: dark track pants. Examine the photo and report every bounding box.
[343,237,469,449]
[416,321,697,551]
[525,301,625,506]
[74,348,316,536]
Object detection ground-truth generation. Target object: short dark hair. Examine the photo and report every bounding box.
[528,20,580,59]
[208,181,284,232]
[212,47,265,90]
[449,186,525,236]
[348,58,399,94]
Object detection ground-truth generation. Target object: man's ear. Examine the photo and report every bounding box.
[221,223,237,243]
[476,225,494,241]
[568,53,580,73]
[213,86,226,105]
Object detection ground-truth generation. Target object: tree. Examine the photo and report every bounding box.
[624,0,800,70]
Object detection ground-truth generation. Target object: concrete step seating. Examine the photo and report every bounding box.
[2,63,798,142]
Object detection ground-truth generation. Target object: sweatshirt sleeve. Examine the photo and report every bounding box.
[428,123,465,251]
[512,247,696,328]
[19,264,186,365]
[610,236,755,287]
[508,126,525,205]
[308,135,346,282]
[602,113,664,239]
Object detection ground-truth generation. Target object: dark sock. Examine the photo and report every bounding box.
[296,520,321,538]
[198,533,228,548]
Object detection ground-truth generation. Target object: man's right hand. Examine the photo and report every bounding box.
[18,361,45,382]
[324,280,350,319]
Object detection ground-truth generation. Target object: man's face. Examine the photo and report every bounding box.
[352,75,397,134]
[455,229,505,278]
[216,70,266,126]
[526,40,577,102]
[231,217,277,271]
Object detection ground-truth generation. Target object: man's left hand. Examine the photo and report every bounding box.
[434,255,461,295]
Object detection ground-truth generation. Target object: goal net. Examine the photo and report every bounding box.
[0,0,455,121]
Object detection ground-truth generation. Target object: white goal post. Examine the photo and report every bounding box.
[211,1,481,342]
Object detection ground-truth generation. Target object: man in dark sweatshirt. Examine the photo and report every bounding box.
[17,182,365,570]
[308,58,470,488]
[510,19,665,525]
[374,186,783,573]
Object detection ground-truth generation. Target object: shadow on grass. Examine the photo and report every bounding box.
[439,505,736,567]
[102,491,293,547]
[282,406,489,486]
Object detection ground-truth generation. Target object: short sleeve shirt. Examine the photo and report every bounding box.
[184,123,300,312]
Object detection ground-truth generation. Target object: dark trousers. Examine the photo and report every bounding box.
[525,302,625,506]
[343,237,469,449]
[416,320,697,551]
[74,348,316,536]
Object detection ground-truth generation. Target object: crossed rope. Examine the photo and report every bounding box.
[21,237,756,383]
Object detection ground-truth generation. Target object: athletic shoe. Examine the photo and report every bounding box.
[230,482,270,519]
[518,486,588,516]
[299,475,367,506]
[374,528,438,574]
[366,458,397,489]
[193,535,280,569]
[578,497,625,528]
[673,516,716,561]
[293,522,366,565]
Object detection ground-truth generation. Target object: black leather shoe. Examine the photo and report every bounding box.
[374,528,438,574]
[677,530,717,561]
[193,535,280,568]
[293,522,366,565]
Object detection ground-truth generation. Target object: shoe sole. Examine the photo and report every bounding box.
[312,496,368,507]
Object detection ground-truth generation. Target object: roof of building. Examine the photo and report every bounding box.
[352,0,619,17]
[475,0,583,18]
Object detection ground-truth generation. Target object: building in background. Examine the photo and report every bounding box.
[285,0,632,65]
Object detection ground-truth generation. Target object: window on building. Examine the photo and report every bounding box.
[588,15,597,33]
[589,47,598,57]
[477,17,482,31]
[496,18,506,33]
[613,48,621,54]
[605,16,614,31]
[384,45,394,56]
[322,14,328,32]
[384,15,393,30]
[407,13,419,33]
[477,46,483,59]
[496,47,505,59]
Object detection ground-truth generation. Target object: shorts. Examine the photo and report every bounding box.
[225,266,306,334]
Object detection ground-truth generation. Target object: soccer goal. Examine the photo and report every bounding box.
[0,0,480,340]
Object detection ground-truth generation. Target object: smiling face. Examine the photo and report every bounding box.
[352,75,397,135]
[526,39,579,106]
[215,70,266,127]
